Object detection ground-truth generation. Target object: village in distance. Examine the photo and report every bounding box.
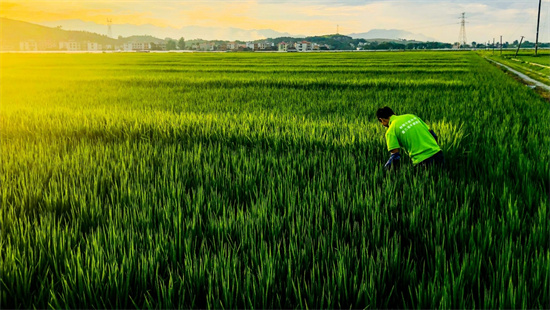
[5,17,545,53]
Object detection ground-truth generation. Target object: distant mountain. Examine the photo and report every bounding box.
[39,19,303,41]
[0,18,117,49]
[348,29,437,42]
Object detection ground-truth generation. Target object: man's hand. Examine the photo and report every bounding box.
[429,129,438,143]
[384,152,401,170]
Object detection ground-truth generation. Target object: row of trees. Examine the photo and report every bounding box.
[363,41,453,50]
[468,40,550,49]
[149,36,549,52]
[163,37,186,50]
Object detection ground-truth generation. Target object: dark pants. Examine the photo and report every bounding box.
[417,151,445,168]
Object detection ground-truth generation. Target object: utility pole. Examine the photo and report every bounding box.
[337,25,339,35]
[492,38,495,55]
[515,36,524,57]
[500,35,502,55]
[535,0,542,55]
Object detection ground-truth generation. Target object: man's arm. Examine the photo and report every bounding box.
[429,129,438,142]
[384,148,401,170]
[384,126,401,170]
[419,118,438,143]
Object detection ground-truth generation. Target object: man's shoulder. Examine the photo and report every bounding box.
[385,124,396,137]
[390,114,408,126]
[398,114,425,124]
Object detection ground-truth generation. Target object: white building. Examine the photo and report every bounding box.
[278,42,288,52]
[295,41,313,52]
[87,42,101,51]
[59,41,82,51]
[227,42,238,50]
[123,42,151,51]
[20,41,38,51]
[198,42,215,51]
[245,42,259,50]
[227,42,246,50]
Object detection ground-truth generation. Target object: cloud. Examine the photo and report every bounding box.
[1,0,547,43]
[0,1,175,26]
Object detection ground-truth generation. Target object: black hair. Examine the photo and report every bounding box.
[376,107,395,119]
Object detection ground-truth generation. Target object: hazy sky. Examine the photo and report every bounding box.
[1,0,548,43]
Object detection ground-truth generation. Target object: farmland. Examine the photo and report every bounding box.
[1,52,549,308]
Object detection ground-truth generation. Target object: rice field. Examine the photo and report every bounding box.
[1,51,549,308]
[509,49,550,66]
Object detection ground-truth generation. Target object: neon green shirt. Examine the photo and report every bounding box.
[385,114,441,165]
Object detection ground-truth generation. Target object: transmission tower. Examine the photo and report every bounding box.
[107,18,113,38]
[458,12,467,48]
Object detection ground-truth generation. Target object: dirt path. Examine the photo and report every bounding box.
[485,57,550,92]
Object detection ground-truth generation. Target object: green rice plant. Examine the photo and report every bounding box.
[0,51,548,309]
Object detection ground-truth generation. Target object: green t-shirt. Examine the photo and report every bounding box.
[385,114,441,165]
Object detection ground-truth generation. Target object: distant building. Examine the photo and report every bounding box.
[245,42,259,50]
[87,42,101,51]
[278,42,288,52]
[295,41,313,52]
[227,42,238,50]
[21,40,80,51]
[199,42,215,51]
[37,40,59,51]
[123,42,151,51]
[257,42,274,50]
[20,40,38,51]
[59,41,82,51]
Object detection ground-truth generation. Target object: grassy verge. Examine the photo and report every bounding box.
[481,50,550,86]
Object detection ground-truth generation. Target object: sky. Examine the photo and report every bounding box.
[1,0,548,43]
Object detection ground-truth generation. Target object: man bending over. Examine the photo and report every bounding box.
[376,107,444,170]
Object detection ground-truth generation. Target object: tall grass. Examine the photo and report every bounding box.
[1,51,548,308]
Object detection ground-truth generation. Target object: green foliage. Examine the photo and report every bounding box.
[304,34,365,50]
[165,39,177,51]
[1,52,548,309]
[178,37,185,50]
